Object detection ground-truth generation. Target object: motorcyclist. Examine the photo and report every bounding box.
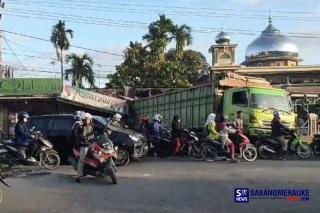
[218,114,238,163]
[204,113,219,142]
[14,111,36,160]
[271,111,290,160]
[171,115,184,155]
[150,114,163,137]
[74,112,94,183]
[234,111,245,133]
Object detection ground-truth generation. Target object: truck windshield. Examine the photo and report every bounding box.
[250,93,291,112]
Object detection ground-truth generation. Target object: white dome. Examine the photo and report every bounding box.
[245,22,299,59]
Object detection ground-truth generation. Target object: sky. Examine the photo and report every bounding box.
[2,0,320,87]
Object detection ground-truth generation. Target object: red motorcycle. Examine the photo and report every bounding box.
[69,137,118,184]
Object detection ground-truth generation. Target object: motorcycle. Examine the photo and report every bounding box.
[311,134,320,156]
[151,129,203,158]
[256,130,312,159]
[0,131,60,170]
[201,129,257,162]
[69,136,118,184]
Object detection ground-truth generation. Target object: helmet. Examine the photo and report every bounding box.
[273,111,281,119]
[83,112,92,120]
[153,114,163,122]
[73,110,84,121]
[113,113,122,122]
[17,111,29,121]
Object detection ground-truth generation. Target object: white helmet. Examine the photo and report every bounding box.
[113,113,122,122]
[73,110,85,121]
[153,114,163,122]
[83,112,92,120]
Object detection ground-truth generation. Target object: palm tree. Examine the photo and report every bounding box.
[143,15,174,61]
[64,53,95,88]
[50,20,73,81]
[171,24,192,60]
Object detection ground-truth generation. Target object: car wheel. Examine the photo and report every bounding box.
[115,148,130,167]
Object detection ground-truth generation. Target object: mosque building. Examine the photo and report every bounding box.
[209,18,320,103]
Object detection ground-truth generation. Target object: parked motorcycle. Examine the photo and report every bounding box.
[151,129,203,158]
[0,131,60,170]
[256,130,312,159]
[311,134,320,156]
[69,136,118,184]
[201,130,257,162]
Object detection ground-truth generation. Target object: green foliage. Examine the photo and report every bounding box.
[65,53,95,89]
[108,15,208,89]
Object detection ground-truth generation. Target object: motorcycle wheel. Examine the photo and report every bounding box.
[257,142,274,159]
[115,148,130,167]
[296,143,312,159]
[41,151,61,170]
[107,160,117,184]
[191,145,202,159]
[0,153,13,172]
[312,142,320,156]
[242,145,257,162]
[201,145,217,162]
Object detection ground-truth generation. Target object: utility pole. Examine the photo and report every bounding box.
[0,1,5,77]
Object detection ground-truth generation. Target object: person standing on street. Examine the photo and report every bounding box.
[171,115,184,155]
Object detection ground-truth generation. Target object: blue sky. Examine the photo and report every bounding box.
[3,0,320,87]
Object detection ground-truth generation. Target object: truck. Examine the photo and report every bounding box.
[131,72,296,139]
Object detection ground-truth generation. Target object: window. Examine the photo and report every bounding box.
[53,118,74,131]
[28,118,49,134]
[232,91,248,106]
[275,62,282,66]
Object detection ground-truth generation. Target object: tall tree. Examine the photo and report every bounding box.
[143,15,174,61]
[50,20,73,81]
[64,53,95,88]
[171,24,192,59]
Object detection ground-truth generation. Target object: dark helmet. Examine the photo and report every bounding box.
[273,111,281,119]
[17,111,29,121]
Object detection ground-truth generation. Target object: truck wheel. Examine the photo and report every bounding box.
[242,145,257,162]
[115,148,130,167]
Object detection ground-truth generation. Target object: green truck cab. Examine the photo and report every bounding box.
[223,87,296,138]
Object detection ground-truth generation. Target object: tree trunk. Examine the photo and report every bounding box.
[60,48,64,83]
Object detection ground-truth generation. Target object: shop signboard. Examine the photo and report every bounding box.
[0,78,62,96]
[60,86,127,113]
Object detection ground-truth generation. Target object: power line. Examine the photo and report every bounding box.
[1,30,124,57]
[7,0,320,22]
[4,9,320,38]
[3,36,28,71]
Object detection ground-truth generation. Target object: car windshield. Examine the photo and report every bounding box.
[250,93,291,112]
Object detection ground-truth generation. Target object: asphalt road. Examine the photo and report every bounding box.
[1,158,320,213]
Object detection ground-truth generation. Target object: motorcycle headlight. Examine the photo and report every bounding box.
[129,135,139,141]
[114,146,118,151]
